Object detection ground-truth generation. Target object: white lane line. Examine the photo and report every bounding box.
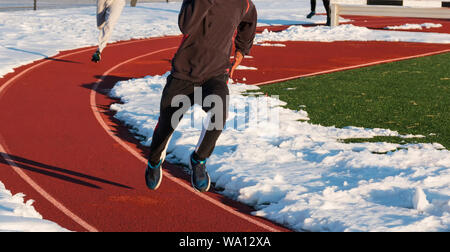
[1,35,447,232]
[253,48,450,86]
[90,46,283,232]
[0,37,170,232]
[0,141,99,232]
[90,42,450,233]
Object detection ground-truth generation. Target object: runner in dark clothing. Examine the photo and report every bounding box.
[145,0,257,192]
[306,0,331,26]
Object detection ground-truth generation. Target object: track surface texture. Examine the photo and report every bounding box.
[0,18,449,232]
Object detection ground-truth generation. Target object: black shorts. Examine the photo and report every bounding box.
[148,73,230,164]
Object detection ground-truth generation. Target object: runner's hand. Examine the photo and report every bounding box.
[230,50,244,79]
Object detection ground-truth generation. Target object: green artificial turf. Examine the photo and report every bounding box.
[254,52,450,149]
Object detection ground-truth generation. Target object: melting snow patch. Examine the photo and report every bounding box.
[109,73,450,232]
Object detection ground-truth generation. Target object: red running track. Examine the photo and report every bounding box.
[0,27,449,232]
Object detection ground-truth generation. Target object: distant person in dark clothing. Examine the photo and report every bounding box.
[306,0,331,26]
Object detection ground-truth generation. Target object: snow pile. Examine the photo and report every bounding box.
[0,0,333,232]
[0,182,69,232]
[0,0,333,78]
[255,43,287,47]
[109,73,450,232]
[0,2,182,78]
[1,0,450,232]
[255,24,450,44]
[236,65,258,70]
[385,23,443,30]
[1,1,448,78]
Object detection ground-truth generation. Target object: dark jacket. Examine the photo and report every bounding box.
[171,0,257,83]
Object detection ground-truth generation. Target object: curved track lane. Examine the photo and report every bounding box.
[0,36,289,232]
[0,31,449,231]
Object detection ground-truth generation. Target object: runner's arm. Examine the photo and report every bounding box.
[234,2,257,56]
[231,2,257,78]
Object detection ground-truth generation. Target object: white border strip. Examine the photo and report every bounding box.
[331,0,445,7]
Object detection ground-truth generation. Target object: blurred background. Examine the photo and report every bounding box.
[0,0,180,12]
